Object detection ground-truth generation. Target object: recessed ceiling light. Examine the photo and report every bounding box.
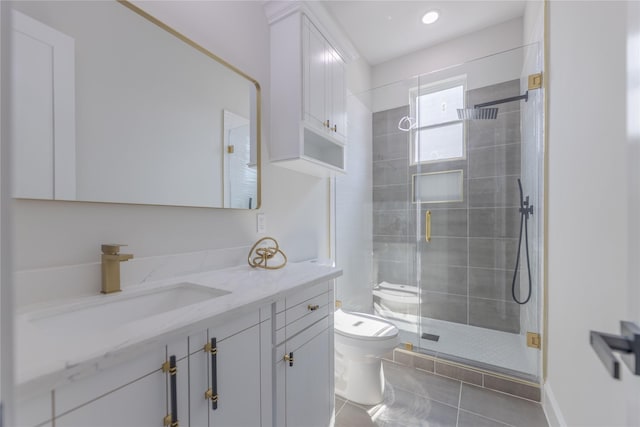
[422,10,439,25]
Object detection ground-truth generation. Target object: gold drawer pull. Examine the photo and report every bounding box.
[308,304,320,311]
[425,210,432,243]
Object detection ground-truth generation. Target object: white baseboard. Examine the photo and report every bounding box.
[543,381,567,427]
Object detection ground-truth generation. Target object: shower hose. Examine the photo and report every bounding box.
[511,178,533,305]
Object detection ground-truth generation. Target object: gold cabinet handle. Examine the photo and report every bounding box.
[324,119,330,128]
[208,338,218,411]
[307,304,320,311]
[284,352,294,367]
[163,356,179,427]
[205,388,218,403]
[163,415,178,427]
[332,124,337,133]
[425,210,432,243]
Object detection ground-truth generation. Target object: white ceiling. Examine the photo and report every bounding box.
[321,1,527,66]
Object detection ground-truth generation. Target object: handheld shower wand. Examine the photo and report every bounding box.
[511,178,533,305]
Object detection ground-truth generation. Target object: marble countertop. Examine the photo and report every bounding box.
[15,260,341,397]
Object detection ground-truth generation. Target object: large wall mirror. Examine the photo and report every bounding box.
[10,0,260,209]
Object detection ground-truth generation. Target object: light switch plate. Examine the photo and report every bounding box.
[256,213,266,233]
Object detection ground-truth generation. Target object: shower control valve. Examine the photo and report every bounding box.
[520,197,534,217]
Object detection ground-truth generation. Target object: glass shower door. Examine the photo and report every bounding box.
[411,45,543,381]
[366,43,543,382]
[370,78,421,338]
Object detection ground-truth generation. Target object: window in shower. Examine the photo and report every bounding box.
[411,77,466,164]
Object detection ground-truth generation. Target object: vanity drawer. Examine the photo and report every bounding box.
[285,281,329,310]
[274,281,331,330]
[286,303,329,340]
[274,291,329,341]
[274,280,333,344]
[276,303,329,345]
[286,292,330,326]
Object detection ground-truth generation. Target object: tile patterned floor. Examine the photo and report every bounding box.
[335,360,548,427]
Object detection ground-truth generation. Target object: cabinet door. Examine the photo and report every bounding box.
[303,17,328,132]
[284,328,331,427]
[328,48,346,143]
[55,341,188,427]
[189,311,264,427]
[55,368,166,427]
[189,329,210,427]
[211,323,262,427]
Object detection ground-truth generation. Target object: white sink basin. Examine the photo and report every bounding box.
[26,282,230,334]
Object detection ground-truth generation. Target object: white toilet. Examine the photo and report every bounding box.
[334,309,399,405]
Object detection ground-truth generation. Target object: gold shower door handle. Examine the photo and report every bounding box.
[425,210,432,243]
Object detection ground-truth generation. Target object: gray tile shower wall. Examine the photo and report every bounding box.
[371,80,522,335]
[464,78,522,333]
[373,106,414,290]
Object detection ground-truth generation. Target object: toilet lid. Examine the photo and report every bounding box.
[334,310,398,340]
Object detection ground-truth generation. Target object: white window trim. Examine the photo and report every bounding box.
[409,75,467,165]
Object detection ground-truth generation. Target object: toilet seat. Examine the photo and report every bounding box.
[334,310,398,341]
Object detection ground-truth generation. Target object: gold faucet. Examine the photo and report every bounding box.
[101,244,134,294]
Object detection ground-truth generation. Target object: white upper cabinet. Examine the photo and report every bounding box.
[329,49,347,142]
[303,17,346,143]
[270,10,347,177]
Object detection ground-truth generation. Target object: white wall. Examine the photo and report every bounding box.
[346,56,372,98]
[523,1,544,47]
[12,1,330,305]
[547,1,640,425]
[372,18,523,89]
[1,0,16,423]
[335,93,373,312]
[370,18,525,113]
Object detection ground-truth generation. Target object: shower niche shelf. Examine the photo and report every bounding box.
[268,7,347,178]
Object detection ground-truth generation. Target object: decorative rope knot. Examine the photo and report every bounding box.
[248,237,287,270]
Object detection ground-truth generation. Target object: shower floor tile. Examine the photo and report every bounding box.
[335,361,548,427]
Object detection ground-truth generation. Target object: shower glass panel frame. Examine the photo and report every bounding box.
[366,43,543,382]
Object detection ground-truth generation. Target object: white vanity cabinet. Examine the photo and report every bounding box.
[270,11,347,177]
[188,308,272,427]
[15,264,341,427]
[274,281,335,427]
[48,309,272,427]
[54,337,188,427]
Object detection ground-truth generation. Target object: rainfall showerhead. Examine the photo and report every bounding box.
[457,90,529,121]
[456,107,498,120]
